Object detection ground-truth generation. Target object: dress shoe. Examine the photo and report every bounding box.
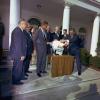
[42,71,47,74]
[37,73,42,77]
[25,73,29,77]
[21,77,28,80]
[78,72,81,76]
[27,71,32,73]
[12,81,24,85]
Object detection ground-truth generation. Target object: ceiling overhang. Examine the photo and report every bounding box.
[66,0,100,14]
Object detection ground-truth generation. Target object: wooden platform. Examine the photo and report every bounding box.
[51,55,74,77]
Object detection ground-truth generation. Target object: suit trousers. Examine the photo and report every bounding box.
[12,59,24,82]
[36,45,47,74]
[69,48,81,73]
[24,55,32,73]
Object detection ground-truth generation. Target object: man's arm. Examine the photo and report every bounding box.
[14,30,25,60]
[33,30,39,47]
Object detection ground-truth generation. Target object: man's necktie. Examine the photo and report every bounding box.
[43,32,47,40]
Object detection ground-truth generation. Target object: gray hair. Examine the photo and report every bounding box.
[18,18,26,24]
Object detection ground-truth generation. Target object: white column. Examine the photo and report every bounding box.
[62,4,70,34]
[9,0,20,47]
[90,15,100,56]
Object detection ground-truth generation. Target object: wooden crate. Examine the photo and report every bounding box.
[51,55,74,77]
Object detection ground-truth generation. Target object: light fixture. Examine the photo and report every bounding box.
[36,4,42,8]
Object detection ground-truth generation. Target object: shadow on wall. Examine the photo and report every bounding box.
[0,17,5,60]
[0,67,13,100]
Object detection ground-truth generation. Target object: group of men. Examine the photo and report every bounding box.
[46,26,82,76]
[10,19,82,85]
[10,19,34,85]
[33,23,82,78]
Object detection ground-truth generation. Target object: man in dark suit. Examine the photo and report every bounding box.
[68,28,82,76]
[46,26,53,55]
[24,23,34,76]
[34,21,48,77]
[10,19,27,84]
[52,26,62,41]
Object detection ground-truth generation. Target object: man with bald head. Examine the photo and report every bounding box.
[10,19,28,85]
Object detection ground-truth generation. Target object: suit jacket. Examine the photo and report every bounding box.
[24,31,34,56]
[62,34,69,40]
[68,34,81,53]
[34,28,47,49]
[10,27,27,60]
[47,32,54,42]
[52,32,62,41]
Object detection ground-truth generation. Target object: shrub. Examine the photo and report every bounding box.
[80,48,91,66]
[89,56,100,68]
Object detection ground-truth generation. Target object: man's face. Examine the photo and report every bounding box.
[26,24,32,32]
[46,26,51,32]
[20,21,28,30]
[63,30,67,34]
[55,27,60,33]
[42,24,48,31]
[69,30,74,35]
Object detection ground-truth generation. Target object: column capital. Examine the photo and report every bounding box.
[97,13,100,16]
[64,0,73,7]
[95,14,100,20]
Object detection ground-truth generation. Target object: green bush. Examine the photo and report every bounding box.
[89,56,100,68]
[80,48,91,66]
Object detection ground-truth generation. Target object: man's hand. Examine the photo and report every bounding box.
[20,56,25,61]
[64,40,69,47]
[47,42,52,45]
